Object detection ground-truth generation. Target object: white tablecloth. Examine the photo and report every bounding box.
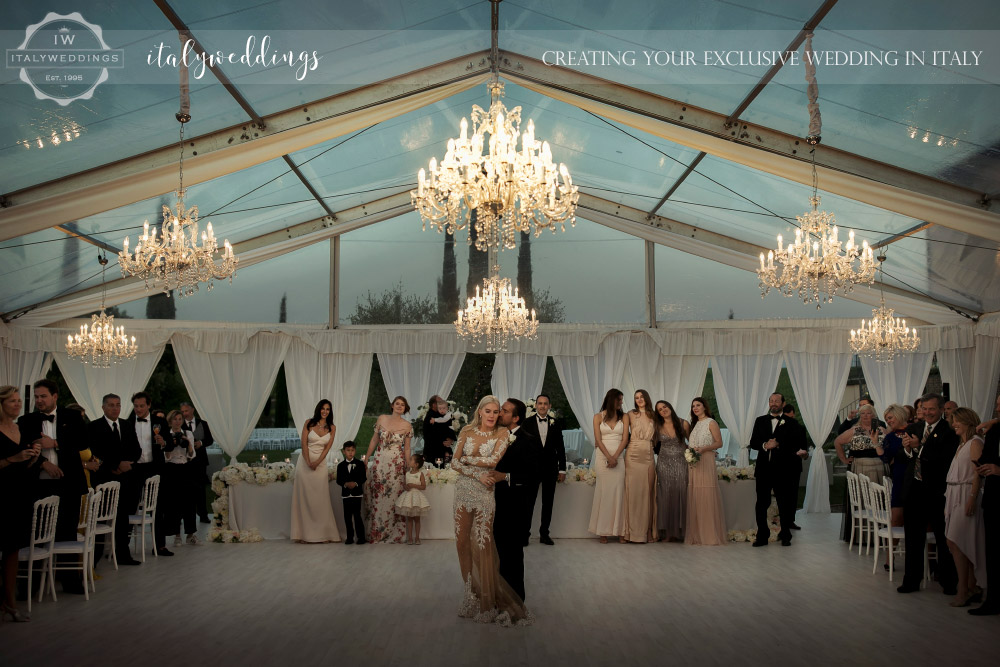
[228,478,757,540]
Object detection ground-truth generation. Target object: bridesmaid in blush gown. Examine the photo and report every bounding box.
[365,396,412,543]
[684,397,728,546]
[654,400,689,542]
[623,389,657,543]
[589,389,630,543]
[291,400,341,543]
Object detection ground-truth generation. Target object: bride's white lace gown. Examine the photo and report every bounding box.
[451,425,532,626]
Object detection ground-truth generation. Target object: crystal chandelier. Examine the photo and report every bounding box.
[66,255,138,368]
[850,254,919,362]
[456,266,538,352]
[411,0,578,251]
[757,151,876,307]
[119,66,237,297]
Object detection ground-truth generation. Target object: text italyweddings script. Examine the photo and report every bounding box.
[148,35,321,81]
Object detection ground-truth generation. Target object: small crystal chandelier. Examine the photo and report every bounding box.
[119,57,237,297]
[412,0,578,251]
[850,254,920,362]
[456,265,538,352]
[66,254,138,368]
[757,150,876,307]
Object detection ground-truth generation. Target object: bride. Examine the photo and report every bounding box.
[451,395,531,626]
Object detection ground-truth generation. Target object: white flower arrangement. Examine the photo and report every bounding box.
[562,467,597,486]
[209,528,263,543]
[424,467,460,484]
[717,466,755,482]
[684,447,700,467]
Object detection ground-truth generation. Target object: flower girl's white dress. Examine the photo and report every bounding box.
[395,471,430,516]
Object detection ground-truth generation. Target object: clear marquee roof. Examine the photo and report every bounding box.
[1,0,998,326]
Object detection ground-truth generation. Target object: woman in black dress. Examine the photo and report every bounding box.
[0,385,41,622]
[422,395,456,467]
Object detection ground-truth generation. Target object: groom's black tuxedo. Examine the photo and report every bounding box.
[748,413,799,542]
[493,425,541,602]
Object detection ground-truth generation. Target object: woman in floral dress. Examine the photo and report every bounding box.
[451,395,531,626]
[365,396,412,543]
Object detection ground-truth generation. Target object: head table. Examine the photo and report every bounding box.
[226,463,757,540]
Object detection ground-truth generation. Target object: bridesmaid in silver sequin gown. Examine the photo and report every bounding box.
[654,401,689,542]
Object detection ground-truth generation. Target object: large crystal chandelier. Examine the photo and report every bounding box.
[411,0,578,251]
[456,266,538,352]
[757,151,876,307]
[119,56,237,297]
[66,255,138,368]
[849,254,919,362]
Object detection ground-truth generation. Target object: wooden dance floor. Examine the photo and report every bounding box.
[6,513,994,666]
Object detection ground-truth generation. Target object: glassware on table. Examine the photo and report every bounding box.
[435,457,443,468]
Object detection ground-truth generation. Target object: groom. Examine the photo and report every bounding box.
[487,398,540,602]
[748,393,799,547]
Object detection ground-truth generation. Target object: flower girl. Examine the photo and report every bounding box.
[395,454,431,544]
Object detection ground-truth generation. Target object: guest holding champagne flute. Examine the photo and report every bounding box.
[589,389,630,543]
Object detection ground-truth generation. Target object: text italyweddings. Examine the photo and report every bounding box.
[9,52,120,65]
[148,35,321,81]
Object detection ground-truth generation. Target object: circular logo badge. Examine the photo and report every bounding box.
[8,12,123,106]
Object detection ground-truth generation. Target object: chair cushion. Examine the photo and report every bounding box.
[128,514,147,524]
[51,541,87,554]
[17,546,51,560]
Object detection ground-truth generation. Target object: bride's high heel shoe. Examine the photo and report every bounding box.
[1,603,30,623]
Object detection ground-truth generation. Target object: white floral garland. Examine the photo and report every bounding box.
[209,461,316,544]
[717,466,755,482]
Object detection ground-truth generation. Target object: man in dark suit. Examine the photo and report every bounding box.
[781,404,809,530]
[970,393,1000,615]
[89,393,142,566]
[898,393,959,594]
[124,391,172,556]
[486,398,540,602]
[19,379,88,591]
[748,392,800,546]
[521,394,566,546]
[335,440,367,545]
[180,402,214,526]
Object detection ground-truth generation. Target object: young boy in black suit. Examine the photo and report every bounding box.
[335,441,367,544]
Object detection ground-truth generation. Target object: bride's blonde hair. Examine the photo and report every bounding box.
[467,395,501,432]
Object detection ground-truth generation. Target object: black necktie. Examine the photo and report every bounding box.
[112,422,120,439]
[42,414,55,422]
[137,417,148,422]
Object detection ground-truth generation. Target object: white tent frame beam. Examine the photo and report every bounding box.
[0,51,492,241]
[499,53,995,227]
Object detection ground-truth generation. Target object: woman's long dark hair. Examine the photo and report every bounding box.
[654,400,685,442]
[632,389,654,421]
[307,399,334,429]
[690,397,713,427]
[600,388,624,424]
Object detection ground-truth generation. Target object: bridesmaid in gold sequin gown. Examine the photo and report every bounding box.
[623,390,657,543]
[452,395,531,626]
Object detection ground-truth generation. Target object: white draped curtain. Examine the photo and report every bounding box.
[376,352,466,417]
[552,332,630,455]
[0,346,51,398]
[785,351,853,513]
[284,340,373,457]
[491,352,547,402]
[710,353,783,466]
[621,333,708,418]
[172,332,290,459]
[860,352,934,411]
[52,345,166,417]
